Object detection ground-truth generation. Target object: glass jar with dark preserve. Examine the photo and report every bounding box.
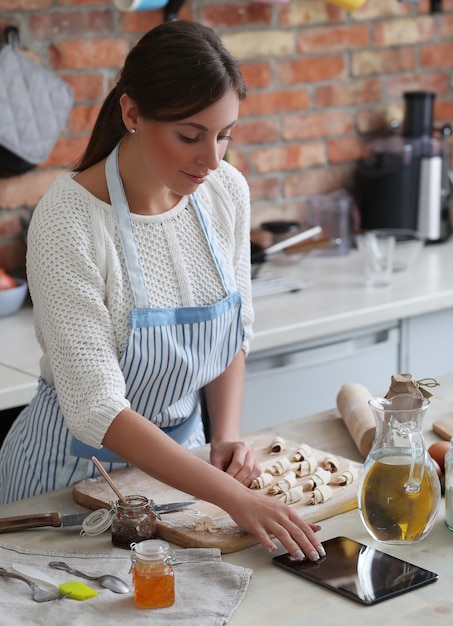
[111,494,157,549]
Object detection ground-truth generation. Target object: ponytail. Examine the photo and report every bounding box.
[74,86,125,171]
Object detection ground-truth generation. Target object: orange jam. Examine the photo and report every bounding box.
[130,539,175,609]
[132,563,175,609]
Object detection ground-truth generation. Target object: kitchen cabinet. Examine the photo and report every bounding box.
[400,307,453,378]
[241,322,399,433]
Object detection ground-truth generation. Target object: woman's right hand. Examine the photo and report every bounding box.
[226,487,325,561]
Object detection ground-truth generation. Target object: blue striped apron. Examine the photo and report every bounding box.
[0,144,244,502]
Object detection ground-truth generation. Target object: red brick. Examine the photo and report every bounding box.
[56,0,107,5]
[240,89,310,117]
[440,16,453,39]
[356,105,404,134]
[284,164,354,197]
[297,25,369,54]
[386,72,450,99]
[62,73,105,102]
[30,10,114,39]
[240,62,272,90]
[315,79,382,108]
[276,55,345,85]
[327,136,364,164]
[202,2,272,27]
[421,42,453,68]
[48,39,130,70]
[225,150,250,175]
[248,177,280,204]
[69,104,103,134]
[0,209,29,239]
[0,0,50,8]
[41,137,90,169]
[0,170,63,210]
[351,48,416,77]
[280,1,342,27]
[252,143,325,174]
[351,0,412,20]
[0,240,27,274]
[283,111,353,141]
[372,16,435,47]
[119,11,165,34]
[234,119,280,145]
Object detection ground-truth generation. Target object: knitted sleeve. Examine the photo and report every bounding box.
[26,177,130,448]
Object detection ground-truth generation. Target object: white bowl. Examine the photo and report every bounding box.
[0,278,28,318]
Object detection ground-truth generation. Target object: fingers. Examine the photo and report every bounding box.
[230,493,325,562]
[211,440,261,486]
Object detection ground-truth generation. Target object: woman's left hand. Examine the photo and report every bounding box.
[210,439,261,487]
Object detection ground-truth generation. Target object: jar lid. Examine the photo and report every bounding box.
[261,220,300,234]
[80,508,113,536]
[131,539,170,557]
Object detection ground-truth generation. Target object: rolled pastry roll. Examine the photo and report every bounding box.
[302,467,332,490]
[277,485,304,504]
[292,456,318,477]
[322,455,339,472]
[308,484,333,505]
[291,444,313,462]
[269,470,297,495]
[250,472,274,490]
[269,436,286,455]
[333,466,359,486]
[265,456,292,476]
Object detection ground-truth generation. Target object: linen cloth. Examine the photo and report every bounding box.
[0,542,252,625]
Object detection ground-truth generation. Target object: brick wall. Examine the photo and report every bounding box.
[0,0,452,273]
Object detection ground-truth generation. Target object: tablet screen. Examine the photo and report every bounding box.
[273,536,438,605]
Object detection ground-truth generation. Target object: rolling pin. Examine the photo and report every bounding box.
[336,383,376,458]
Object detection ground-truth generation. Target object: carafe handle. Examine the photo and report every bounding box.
[404,429,425,493]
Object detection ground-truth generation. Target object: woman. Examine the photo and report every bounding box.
[0,20,324,562]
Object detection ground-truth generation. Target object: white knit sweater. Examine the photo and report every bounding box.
[26,159,254,449]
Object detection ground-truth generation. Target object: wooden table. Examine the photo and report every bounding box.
[1,374,453,624]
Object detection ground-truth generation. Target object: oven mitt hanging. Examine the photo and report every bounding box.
[0,27,73,178]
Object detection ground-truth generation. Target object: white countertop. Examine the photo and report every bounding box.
[251,238,453,352]
[3,239,453,409]
[0,372,452,625]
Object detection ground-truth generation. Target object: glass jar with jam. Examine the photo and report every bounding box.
[111,494,157,549]
[130,539,176,609]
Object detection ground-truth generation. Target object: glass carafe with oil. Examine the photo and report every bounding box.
[358,394,441,544]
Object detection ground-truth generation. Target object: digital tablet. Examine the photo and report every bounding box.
[273,536,438,606]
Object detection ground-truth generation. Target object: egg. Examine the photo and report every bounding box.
[428,441,452,472]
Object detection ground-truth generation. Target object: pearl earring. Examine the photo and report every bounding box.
[129,128,136,134]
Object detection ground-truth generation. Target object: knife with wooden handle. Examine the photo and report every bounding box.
[0,501,195,533]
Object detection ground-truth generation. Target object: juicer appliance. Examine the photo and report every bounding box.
[355,91,452,243]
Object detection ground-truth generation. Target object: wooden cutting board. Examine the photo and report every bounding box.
[73,433,362,553]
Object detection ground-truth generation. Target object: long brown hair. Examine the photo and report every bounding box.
[74,20,247,171]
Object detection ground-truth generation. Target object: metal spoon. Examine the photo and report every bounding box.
[49,561,130,594]
[0,567,67,602]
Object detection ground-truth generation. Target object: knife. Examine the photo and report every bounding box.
[0,501,195,533]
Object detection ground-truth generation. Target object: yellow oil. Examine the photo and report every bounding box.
[360,455,436,542]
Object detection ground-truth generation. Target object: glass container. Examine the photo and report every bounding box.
[358,394,441,544]
[111,494,157,549]
[130,539,175,609]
